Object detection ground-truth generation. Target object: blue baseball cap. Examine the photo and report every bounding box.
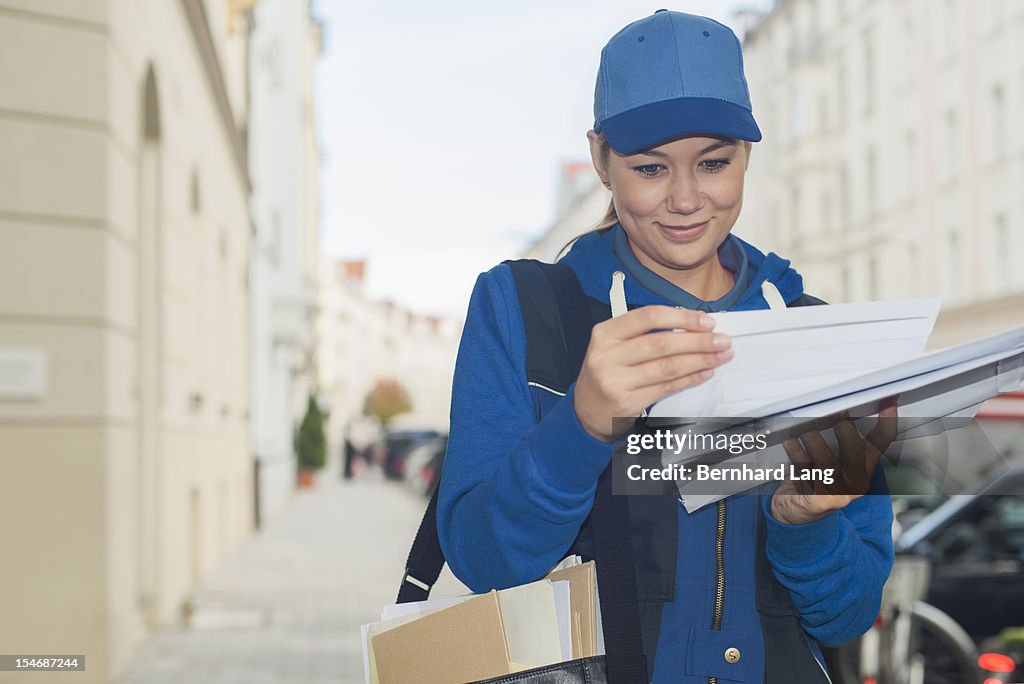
[593,10,762,154]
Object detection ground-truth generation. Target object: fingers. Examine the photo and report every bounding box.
[865,402,899,461]
[782,437,816,496]
[594,305,715,342]
[626,347,731,390]
[625,366,718,412]
[611,329,731,366]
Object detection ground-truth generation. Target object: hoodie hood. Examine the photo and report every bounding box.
[558,224,805,312]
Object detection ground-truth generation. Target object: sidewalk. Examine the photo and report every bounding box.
[116,467,467,684]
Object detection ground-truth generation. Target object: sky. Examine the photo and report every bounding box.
[314,0,772,318]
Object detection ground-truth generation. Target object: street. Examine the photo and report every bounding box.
[116,466,467,684]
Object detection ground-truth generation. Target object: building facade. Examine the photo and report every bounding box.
[318,259,461,452]
[740,0,1024,346]
[0,1,255,681]
[247,0,322,526]
[522,162,609,263]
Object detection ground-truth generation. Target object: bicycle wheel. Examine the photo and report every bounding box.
[911,600,980,684]
[821,602,979,684]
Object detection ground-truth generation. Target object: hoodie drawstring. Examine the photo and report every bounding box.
[610,271,628,318]
[761,281,787,310]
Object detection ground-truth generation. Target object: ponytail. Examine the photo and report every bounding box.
[556,133,618,260]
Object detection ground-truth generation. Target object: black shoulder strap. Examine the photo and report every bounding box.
[792,293,827,307]
[507,259,592,392]
[398,259,648,683]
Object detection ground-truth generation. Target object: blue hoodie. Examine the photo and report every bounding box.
[438,226,894,683]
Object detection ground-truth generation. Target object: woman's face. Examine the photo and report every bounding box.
[589,134,751,284]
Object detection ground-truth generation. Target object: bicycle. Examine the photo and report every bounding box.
[830,554,982,684]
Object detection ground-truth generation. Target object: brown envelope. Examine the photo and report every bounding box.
[546,561,598,658]
[371,590,511,684]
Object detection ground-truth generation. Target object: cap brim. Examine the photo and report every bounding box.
[599,97,762,155]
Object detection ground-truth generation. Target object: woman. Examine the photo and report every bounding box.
[437,10,894,683]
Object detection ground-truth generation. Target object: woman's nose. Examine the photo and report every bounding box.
[666,173,704,215]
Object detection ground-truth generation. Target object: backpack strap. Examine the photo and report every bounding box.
[396,479,444,603]
[398,259,649,683]
[504,259,648,682]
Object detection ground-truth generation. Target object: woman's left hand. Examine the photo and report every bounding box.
[770,402,898,525]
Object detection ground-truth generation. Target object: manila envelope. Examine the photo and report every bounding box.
[546,560,598,658]
[371,590,510,684]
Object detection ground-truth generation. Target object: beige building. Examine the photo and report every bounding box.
[318,259,461,448]
[248,0,323,525]
[0,1,256,682]
[740,0,1024,346]
[522,162,609,262]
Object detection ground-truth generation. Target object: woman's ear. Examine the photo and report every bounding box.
[743,140,753,170]
[587,130,610,185]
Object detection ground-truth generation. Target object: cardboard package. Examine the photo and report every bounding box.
[365,560,600,684]
[372,591,510,684]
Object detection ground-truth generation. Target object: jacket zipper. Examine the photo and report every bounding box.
[708,498,727,684]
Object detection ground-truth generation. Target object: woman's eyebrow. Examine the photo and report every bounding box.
[632,140,738,158]
[698,140,738,155]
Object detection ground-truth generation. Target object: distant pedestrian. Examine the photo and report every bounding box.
[342,436,358,480]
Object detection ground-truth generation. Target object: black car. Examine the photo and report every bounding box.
[895,466,1024,644]
[382,429,441,480]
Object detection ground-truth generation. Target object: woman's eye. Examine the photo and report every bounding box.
[633,164,664,177]
[701,158,732,173]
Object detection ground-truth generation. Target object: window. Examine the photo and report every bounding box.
[817,92,828,134]
[866,145,878,215]
[989,0,1006,32]
[868,254,879,300]
[947,230,960,298]
[905,131,917,200]
[771,202,781,246]
[992,85,1006,163]
[836,55,847,129]
[908,244,921,295]
[863,27,876,115]
[944,110,959,182]
[931,496,1024,566]
[942,0,958,58]
[791,186,801,240]
[790,87,803,141]
[995,214,1010,290]
[902,20,915,85]
[839,164,851,225]
[190,168,201,215]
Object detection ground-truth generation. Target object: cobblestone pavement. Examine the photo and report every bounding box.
[116,465,468,684]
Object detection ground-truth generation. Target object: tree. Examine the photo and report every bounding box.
[295,394,327,471]
[363,378,412,427]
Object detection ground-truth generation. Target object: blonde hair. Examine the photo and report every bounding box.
[556,132,617,259]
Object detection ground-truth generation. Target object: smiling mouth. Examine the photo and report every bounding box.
[660,221,708,230]
[656,220,710,240]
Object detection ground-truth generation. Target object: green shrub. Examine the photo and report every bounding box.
[295,394,327,470]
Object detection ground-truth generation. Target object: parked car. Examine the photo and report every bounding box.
[402,434,448,496]
[382,429,440,480]
[896,464,1024,644]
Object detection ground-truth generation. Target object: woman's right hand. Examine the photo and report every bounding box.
[573,305,733,442]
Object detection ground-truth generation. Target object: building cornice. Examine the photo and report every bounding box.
[180,0,252,192]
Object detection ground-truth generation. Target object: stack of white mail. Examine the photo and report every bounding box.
[362,557,602,684]
[645,299,1024,511]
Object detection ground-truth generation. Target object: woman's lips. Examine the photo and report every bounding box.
[656,220,709,241]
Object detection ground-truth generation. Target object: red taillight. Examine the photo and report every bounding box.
[873,614,886,628]
[978,652,1016,673]
[983,678,1003,684]
[863,678,878,684]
